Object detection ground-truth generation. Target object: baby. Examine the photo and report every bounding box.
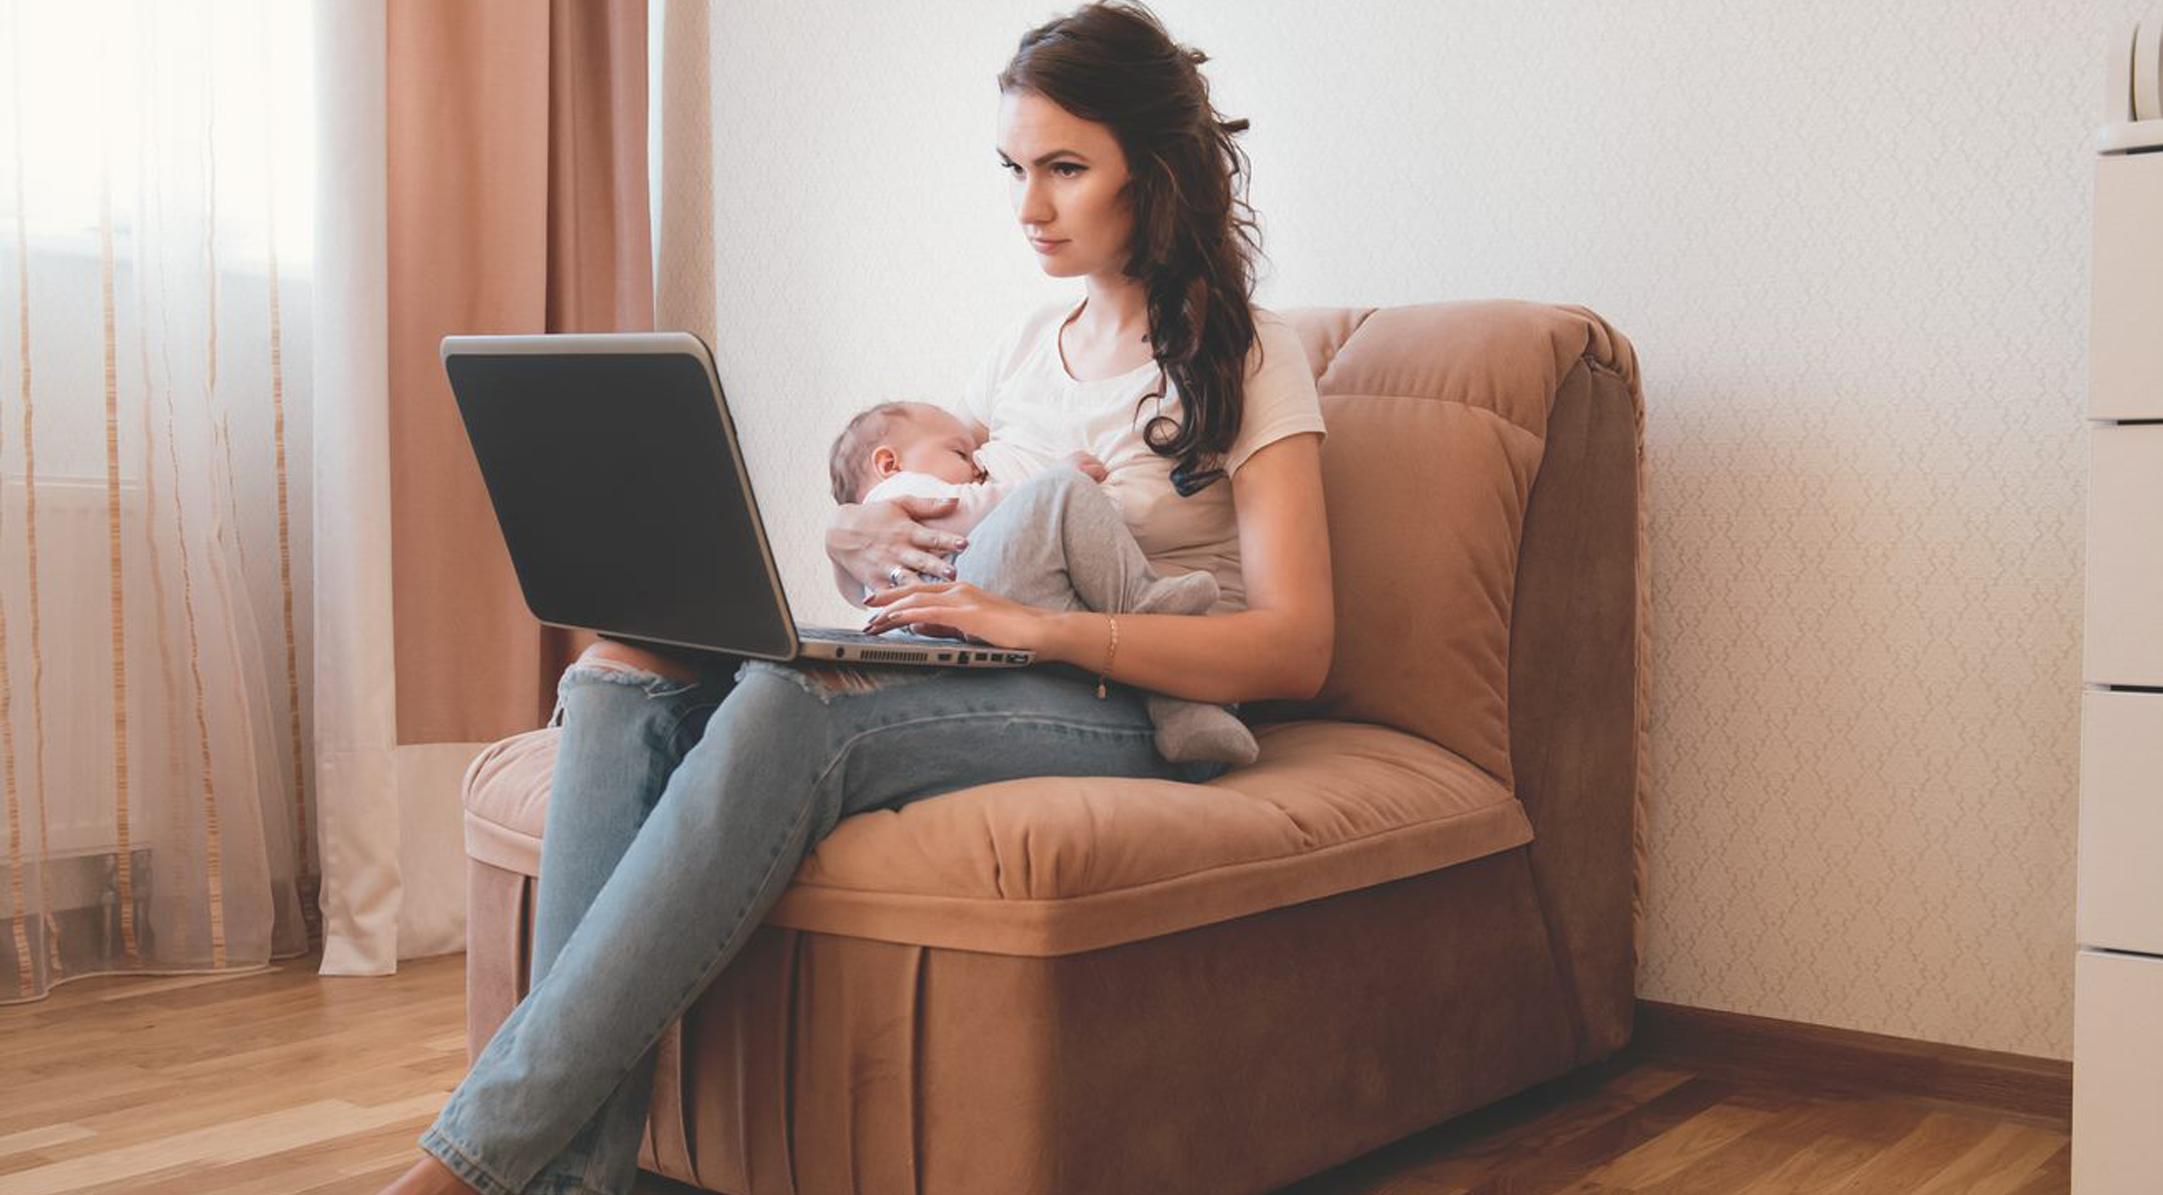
[826,400,1258,767]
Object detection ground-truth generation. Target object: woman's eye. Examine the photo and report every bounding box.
[999,160,1083,178]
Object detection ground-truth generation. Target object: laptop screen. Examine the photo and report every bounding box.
[444,337,797,661]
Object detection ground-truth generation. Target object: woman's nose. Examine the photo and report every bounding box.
[1014,178,1054,228]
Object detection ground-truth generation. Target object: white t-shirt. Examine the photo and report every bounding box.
[951,298,1325,614]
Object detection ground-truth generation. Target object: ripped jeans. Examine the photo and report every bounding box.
[419,655,1226,1195]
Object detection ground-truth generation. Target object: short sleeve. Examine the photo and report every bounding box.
[1223,311,1325,477]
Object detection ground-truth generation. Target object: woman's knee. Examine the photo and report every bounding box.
[576,639,704,684]
[551,649,717,733]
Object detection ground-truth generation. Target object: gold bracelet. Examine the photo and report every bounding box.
[1095,614,1119,699]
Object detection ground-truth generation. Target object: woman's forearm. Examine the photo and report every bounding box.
[1040,608,1329,706]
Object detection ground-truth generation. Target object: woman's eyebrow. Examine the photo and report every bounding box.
[997,147,1089,166]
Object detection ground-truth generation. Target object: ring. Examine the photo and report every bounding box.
[888,565,912,588]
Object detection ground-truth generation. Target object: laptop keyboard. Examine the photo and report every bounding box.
[799,625,957,646]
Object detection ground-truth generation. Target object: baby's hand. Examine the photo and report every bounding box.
[1064,450,1108,482]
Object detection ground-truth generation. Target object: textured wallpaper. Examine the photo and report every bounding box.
[666,0,2136,1059]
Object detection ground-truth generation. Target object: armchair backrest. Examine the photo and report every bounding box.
[1262,300,1648,1056]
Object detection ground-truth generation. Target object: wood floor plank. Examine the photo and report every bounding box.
[2003,1144,2073,1195]
[1819,1111,2014,1194]
[1904,1121,2071,1195]
[1452,1078,1742,1194]
[1571,1101,1776,1190]
[1723,1097,1929,1195]
[67,1114,439,1195]
[1386,1065,1699,1191]
[0,1094,446,1195]
[1625,1123,1815,1195]
[0,1122,97,1161]
[1274,1061,1693,1195]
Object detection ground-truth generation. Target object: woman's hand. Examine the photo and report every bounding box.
[861,580,1069,655]
[826,496,970,597]
[1062,450,1108,482]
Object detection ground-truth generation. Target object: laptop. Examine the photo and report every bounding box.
[439,331,1034,669]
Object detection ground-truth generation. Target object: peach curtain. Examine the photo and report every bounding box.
[315,0,648,976]
[385,0,650,746]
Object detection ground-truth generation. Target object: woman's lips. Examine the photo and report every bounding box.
[1031,237,1067,253]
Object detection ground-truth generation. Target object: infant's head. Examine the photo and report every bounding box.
[827,401,984,504]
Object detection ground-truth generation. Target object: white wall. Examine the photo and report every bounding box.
[668,0,2138,1059]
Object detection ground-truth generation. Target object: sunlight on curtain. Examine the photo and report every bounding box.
[0,0,315,1001]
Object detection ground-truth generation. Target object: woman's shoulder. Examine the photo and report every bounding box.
[1242,306,1318,396]
[1222,304,1324,476]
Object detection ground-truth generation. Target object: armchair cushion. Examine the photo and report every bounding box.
[463,717,1532,958]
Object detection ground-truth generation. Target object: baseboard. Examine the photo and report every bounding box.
[1632,1000,2072,1127]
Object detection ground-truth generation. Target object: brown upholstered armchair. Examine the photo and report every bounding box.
[460,300,1648,1194]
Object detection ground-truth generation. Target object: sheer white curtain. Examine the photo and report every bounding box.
[0,0,315,1001]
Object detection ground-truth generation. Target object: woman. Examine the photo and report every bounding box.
[381,4,1330,1193]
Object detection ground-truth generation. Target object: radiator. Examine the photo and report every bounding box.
[1,473,153,866]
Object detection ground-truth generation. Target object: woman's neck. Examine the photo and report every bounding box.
[1074,275,1150,346]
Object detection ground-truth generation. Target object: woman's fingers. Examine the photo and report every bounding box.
[907,526,965,578]
[870,615,965,640]
[863,587,964,631]
[896,494,960,520]
[867,610,959,637]
[913,527,968,554]
[908,552,956,579]
[865,580,957,607]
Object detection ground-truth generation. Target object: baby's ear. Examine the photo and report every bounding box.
[871,446,899,477]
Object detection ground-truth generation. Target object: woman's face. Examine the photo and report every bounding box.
[996,90,1134,281]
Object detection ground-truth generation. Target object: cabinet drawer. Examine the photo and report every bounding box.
[2074,949,2163,1195]
[2085,425,2163,684]
[2080,690,2163,953]
[2093,152,2163,420]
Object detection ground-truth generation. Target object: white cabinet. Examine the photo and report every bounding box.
[2091,153,2163,421]
[2077,692,2163,956]
[2083,427,2163,684]
[2074,951,2163,1194]
[2078,99,2163,1194]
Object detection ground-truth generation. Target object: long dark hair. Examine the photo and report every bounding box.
[999,2,1260,496]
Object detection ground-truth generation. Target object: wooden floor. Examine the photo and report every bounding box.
[0,950,2069,1195]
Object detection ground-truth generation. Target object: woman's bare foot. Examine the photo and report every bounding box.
[374,1153,482,1195]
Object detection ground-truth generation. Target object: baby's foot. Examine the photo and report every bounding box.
[1148,695,1259,767]
[1132,569,1220,617]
